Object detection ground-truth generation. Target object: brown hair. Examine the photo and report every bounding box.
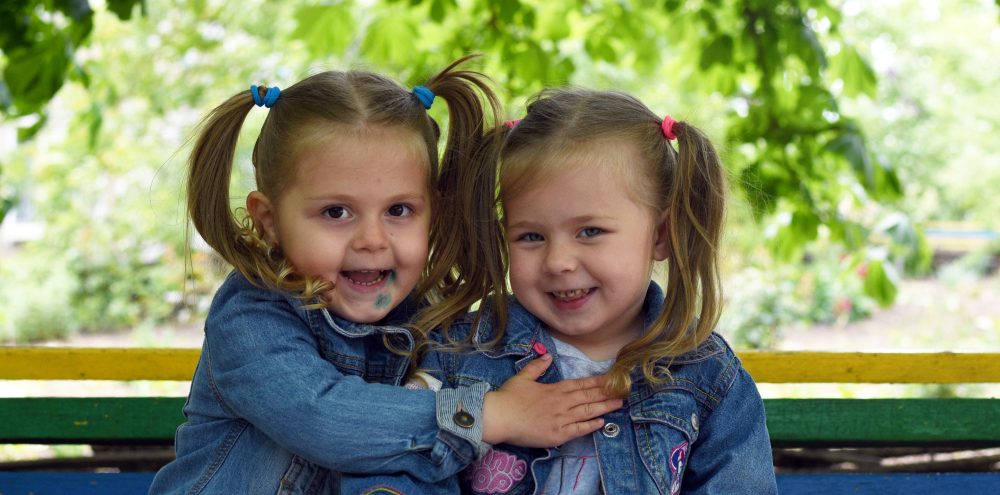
[491,88,727,396]
[186,55,502,342]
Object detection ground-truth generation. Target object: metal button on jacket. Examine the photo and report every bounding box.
[602,422,620,438]
[453,401,475,428]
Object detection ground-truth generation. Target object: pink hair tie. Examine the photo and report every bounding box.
[661,115,678,140]
[504,118,522,129]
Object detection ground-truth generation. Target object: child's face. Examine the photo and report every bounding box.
[250,127,431,323]
[504,151,668,357]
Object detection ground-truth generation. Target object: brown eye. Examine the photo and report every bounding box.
[387,204,412,217]
[323,206,348,219]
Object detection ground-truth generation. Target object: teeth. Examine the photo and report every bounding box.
[553,289,589,299]
[345,269,388,286]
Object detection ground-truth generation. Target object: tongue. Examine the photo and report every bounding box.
[347,270,383,283]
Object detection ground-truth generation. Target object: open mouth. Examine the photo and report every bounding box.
[550,288,595,302]
[342,269,392,286]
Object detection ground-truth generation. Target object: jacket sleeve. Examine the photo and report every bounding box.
[681,366,778,494]
[336,342,470,494]
[202,292,487,482]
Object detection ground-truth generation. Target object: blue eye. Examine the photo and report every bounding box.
[387,204,413,217]
[323,206,349,219]
[518,232,544,242]
[580,227,604,238]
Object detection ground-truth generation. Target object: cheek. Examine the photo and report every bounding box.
[507,254,535,292]
[396,228,430,266]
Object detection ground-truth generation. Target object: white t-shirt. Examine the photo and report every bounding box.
[540,335,615,495]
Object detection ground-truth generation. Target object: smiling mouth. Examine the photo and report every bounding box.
[550,288,594,301]
[343,269,391,286]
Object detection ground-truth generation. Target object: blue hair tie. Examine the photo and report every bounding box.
[250,85,281,108]
[412,85,435,109]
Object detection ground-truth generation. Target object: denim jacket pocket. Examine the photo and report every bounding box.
[277,455,331,495]
[631,391,701,495]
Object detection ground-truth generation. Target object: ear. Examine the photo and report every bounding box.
[246,191,278,245]
[652,209,671,262]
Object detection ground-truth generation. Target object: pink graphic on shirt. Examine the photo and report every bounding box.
[669,441,689,495]
[467,448,528,494]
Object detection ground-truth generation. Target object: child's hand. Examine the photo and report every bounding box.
[481,354,623,447]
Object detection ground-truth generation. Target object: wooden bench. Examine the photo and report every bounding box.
[2,348,999,494]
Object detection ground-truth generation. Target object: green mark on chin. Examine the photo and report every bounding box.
[375,293,391,309]
[387,271,396,283]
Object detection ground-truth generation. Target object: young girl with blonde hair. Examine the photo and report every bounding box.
[350,87,776,494]
[149,60,621,495]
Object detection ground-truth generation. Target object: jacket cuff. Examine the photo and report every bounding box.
[435,382,491,459]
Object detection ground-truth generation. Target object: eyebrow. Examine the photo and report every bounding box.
[305,192,428,203]
[506,214,616,230]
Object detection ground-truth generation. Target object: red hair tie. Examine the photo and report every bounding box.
[504,118,522,129]
[661,115,678,140]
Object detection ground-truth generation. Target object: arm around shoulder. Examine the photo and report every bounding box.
[199,285,484,481]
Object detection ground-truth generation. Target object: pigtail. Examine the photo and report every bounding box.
[607,120,726,395]
[187,88,330,304]
[408,56,508,347]
[662,121,725,347]
[187,92,260,278]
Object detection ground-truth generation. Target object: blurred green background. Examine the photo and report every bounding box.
[1,0,997,348]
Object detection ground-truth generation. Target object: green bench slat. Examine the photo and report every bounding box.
[765,398,1000,447]
[2,472,999,495]
[0,397,185,444]
[2,398,999,447]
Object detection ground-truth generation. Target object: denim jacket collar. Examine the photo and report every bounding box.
[469,281,727,398]
[471,281,664,358]
[274,279,421,349]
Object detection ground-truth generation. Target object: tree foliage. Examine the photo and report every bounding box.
[0,0,144,221]
[5,0,989,338]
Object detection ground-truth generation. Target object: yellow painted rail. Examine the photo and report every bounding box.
[0,348,200,380]
[740,351,1000,384]
[2,348,1000,383]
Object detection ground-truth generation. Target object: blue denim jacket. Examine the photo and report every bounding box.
[149,271,490,495]
[347,283,776,495]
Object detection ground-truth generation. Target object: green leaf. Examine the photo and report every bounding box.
[55,0,93,21]
[66,14,94,47]
[0,79,11,112]
[830,45,877,97]
[106,0,143,21]
[292,4,356,58]
[18,113,49,142]
[863,260,897,307]
[362,16,418,68]
[699,34,733,70]
[584,37,616,63]
[510,41,549,86]
[790,209,820,242]
[430,0,446,22]
[497,0,521,24]
[4,37,71,114]
[825,128,874,189]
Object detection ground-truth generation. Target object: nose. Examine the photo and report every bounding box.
[542,242,578,274]
[351,217,389,252]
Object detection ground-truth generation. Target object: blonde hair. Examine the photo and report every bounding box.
[484,88,727,396]
[187,55,501,342]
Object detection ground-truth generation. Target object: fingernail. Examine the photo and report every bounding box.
[533,342,548,355]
